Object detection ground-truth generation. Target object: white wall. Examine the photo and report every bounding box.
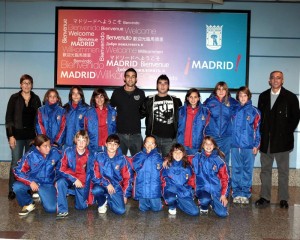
[0,1,299,168]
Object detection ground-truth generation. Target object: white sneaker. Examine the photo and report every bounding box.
[98,200,107,214]
[168,208,177,215]
[240,197,249,204]
[57,212,69,218]
[32,193,39,199]
[200,208,208,215]
[233,196,242,203]
[19,203,36,216]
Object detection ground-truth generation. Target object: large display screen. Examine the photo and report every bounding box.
[55,7,250,90]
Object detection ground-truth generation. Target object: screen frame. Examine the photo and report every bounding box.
[55,7,251,91]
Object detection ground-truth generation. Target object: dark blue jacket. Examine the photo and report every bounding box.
[64,100,88,147]
[231,100,261,149]
[161,160,194,198]
[192,150,229,197]
[14,146,61,185]
[36,101,66,146]
[84,104,116,151]
[56,146,93,202]
[177,103,210,154]
[91,148,133,198]
[204,96,238,138]
[132,148,163,199]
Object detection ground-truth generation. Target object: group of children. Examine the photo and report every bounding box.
[12,79,261,219]
[13,131,229,218]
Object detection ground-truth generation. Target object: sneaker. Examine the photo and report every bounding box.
[240,197,249,204]
[32,193,39,199]
[168,208,177,215]
[233,196,242,203]
[200,208,208,215]
[57,212,69,218]
[18,203,35,216]
[98,200,108,214]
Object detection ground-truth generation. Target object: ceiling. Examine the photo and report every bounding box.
[4,0,300,6]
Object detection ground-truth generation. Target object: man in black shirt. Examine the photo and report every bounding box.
[140,75,182,157]
[110,68,145,156]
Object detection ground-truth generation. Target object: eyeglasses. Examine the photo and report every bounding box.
[21,81,32,86]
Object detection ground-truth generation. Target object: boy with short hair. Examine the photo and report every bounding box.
[91,134,133,215]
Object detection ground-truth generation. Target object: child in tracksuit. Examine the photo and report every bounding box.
[91,134,133,215]
[13,134,61,216]
[231,86,261,204]
[132,135,163,212]
[177,88,210,155]
[192,136,229,218]
[36,88,66,148]
[161,143,199,216]
[63,86,89,148]
[56,130,93,218]
[84,88,116,152]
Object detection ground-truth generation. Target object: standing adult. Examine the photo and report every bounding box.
[5,74,41,200]
[255,71,300,208]
[110,68,145,156]
[140,74,182,157]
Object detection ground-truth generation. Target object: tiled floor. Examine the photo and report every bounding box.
[1,178,300,240]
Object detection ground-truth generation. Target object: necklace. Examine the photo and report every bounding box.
[21,92,31,106]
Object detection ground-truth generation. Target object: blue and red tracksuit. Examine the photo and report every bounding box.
[204,95,238,166]
[161,160,199,216]
[91,148,133,215]
[132,148,163,212]
[231,100,261,198]
[36,101,66,147]
[64,100,89,147]
[177,103,210,155]
[13,146,62,213]
[84,104,116,152]
[192,150,229,217]
[56,146,93,213]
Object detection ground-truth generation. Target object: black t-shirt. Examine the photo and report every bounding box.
[152,95,175,138]
[110,86,145,134]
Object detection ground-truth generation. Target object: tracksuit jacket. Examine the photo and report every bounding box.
[64,100,88,147]
[192,149,229,198]
[161,160,194,199]
[132,148,163,200]
[204,95,238,138]
[84,104,116,151]
[13,146,62,185]
[177,103,210,154]
[36,101,66,146]
[91,148,133,198]
[56,146,93,201]
[231,100,261,149]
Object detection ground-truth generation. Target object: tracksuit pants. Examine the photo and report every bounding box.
[92,185,126,215]
[163,190,199,216]
[197,190,228,218]
[56,178,88,213]
[231,148,255,198]
[13,181,56,213]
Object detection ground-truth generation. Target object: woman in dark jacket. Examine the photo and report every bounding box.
[5,74,41,200]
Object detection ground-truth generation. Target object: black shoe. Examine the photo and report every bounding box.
[8,191,16,200]
[255,197,270,207]
[280,200,289,209]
